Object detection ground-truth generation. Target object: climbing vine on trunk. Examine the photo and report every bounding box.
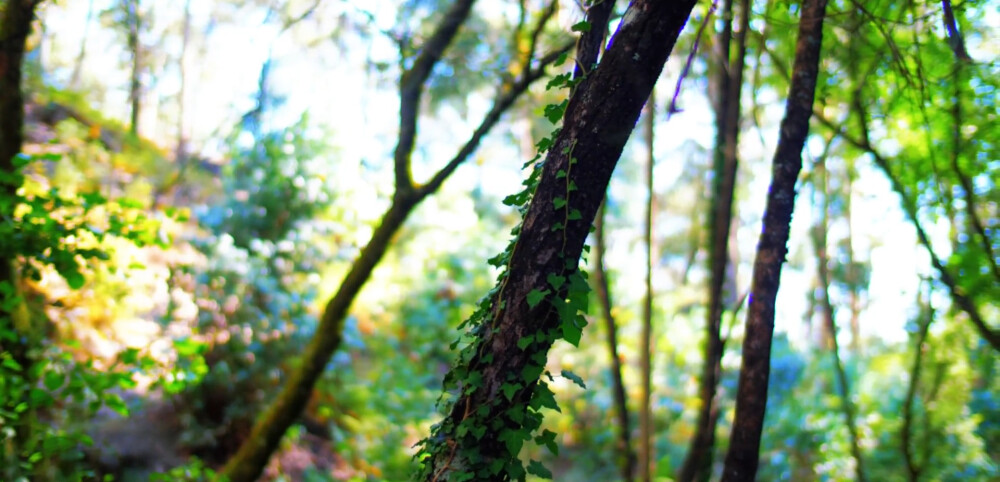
[416,1,698,480]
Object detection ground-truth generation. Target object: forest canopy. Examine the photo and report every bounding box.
[0,0,997,481]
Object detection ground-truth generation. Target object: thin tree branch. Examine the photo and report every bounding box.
[394,0,477,197]
[418,41,574,198]
[593,201,635,482]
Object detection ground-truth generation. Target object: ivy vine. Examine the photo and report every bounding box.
[414,35,595,481]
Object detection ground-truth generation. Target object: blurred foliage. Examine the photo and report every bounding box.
[0,151,167,480]
[165,116,335,463]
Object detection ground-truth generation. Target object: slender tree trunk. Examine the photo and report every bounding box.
[721,0,828,479]
[638,89,656,482]
[69,0,94,87]
[126,0,141,136]
[678,0,749,479]
[419,2,697,479]
[593,202,635,482]
[175,0,191,164]
[222,1,574,478]
[812,152,867,482]
[845,158,861,354]
[901,290,933,482]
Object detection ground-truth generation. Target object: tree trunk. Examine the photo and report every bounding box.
[901,292,933,482]
[638,89,655,482]
[69,0,95,87]
[720,0,828,479]
[126,0,141,136]
[592,202,635,482]
[678,0,749,478]
[0,0,43,465]
[812,149,867,482]
[418,2,698,479]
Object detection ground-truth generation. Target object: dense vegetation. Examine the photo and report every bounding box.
[0,0,996,481]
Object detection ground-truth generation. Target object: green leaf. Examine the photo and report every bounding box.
[527,460,553,479]
[43,371,64,391]
[535,429,559,456]
[547,274,566,290]
[521,363,544,383]
[530,382,560,412]
[499,429,526,456]
[567,209,582,220]
[552,197,567,210]
[561,369,586,389]
[63,269,86,290]
[501,382,520,401]
[526,289,549,309]
[561,318,583,347]
[517,334,534,350]
[570,21,592,33]
[104,395,130,416]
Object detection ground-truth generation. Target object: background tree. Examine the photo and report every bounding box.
[722,0,828,478]
[678,0,749,479]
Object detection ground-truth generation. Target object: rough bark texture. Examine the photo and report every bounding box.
[220,2,574,478]
[678,0,748,479]
[422,1,698,478]
[592,202,635,482]
[720,0,828,479]
[638,90,655,482]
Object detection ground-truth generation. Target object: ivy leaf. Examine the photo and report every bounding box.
[517,334,534,350]
[561,369,586,389]
[530,382,560,412]
[535,429,559,456]
[501,382,521,401]
[499,429,527,456]
[521,363,544,383]
[570,20,592,33]
[527,460,553,479]
[526,289,549,309]
[567,209,582,220]
[552,197,567,210]
[561,318,584,347]
[546,274,566,290]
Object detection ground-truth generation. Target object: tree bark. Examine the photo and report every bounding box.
[638,89,655,482]
[678,0,749,479]
[419,1,698,479]
[592,202,635,482]
[0,0,43,465]
[220,2,573,479]
[720,0,828,479]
